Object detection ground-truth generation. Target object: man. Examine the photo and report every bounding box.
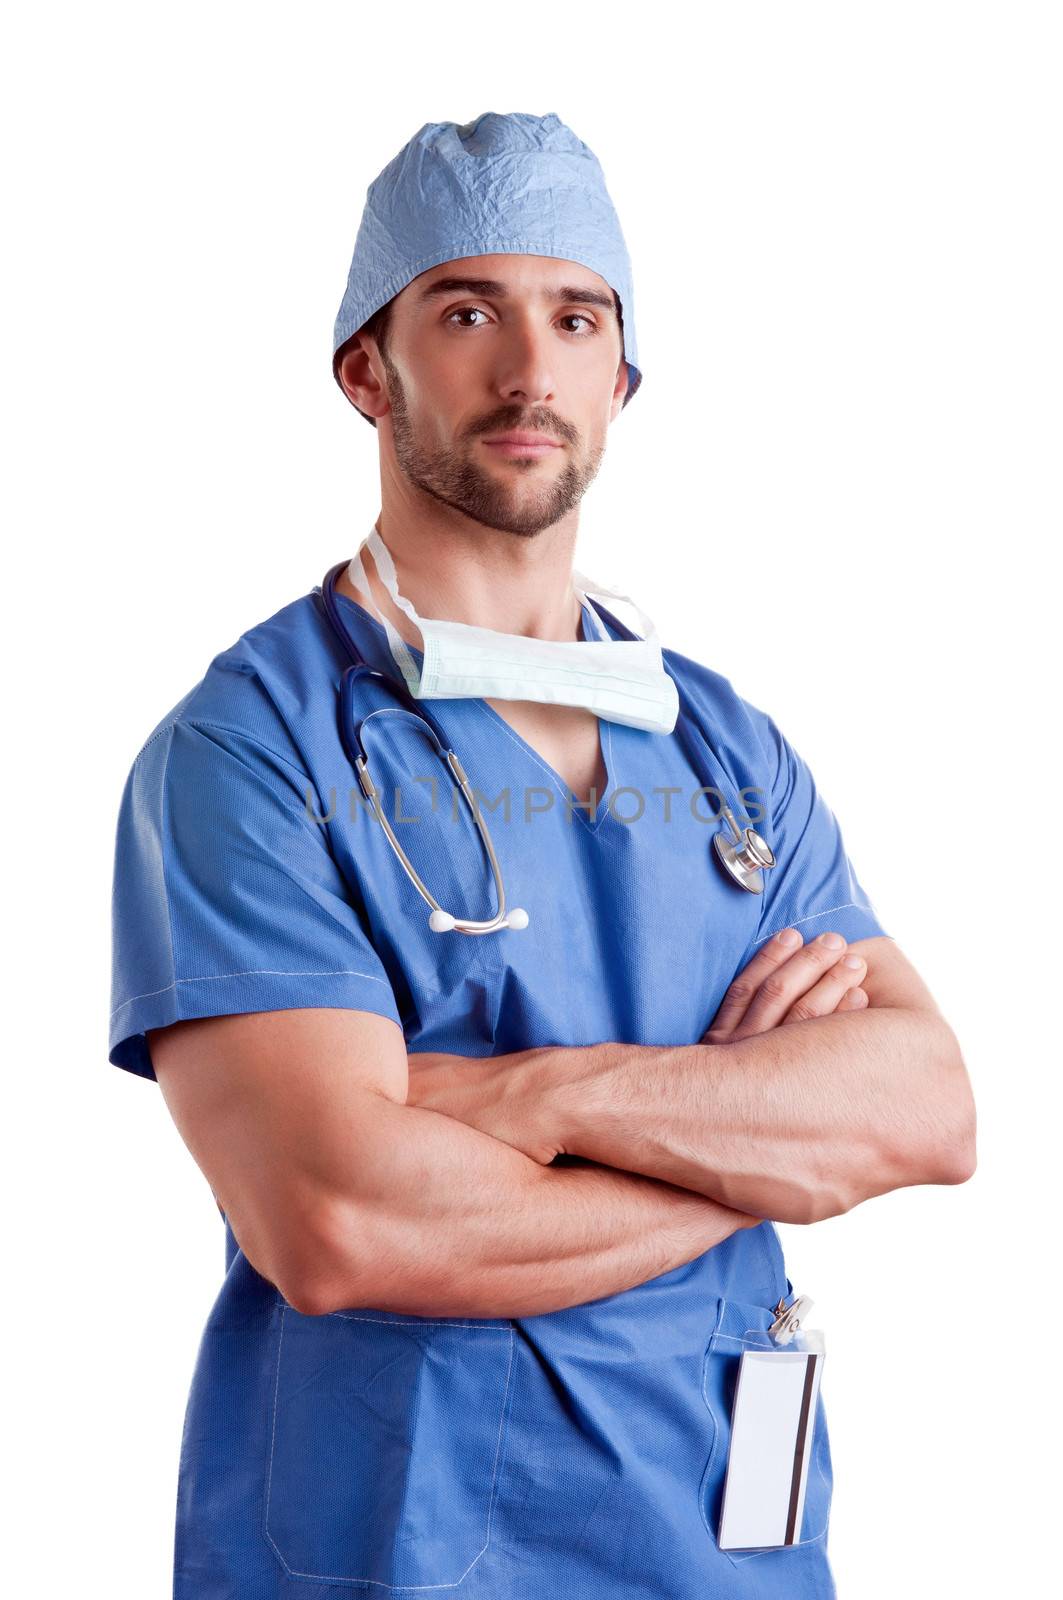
[109,111,976,1599]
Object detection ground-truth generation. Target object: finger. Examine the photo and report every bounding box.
[705,928,807,1041]
[730,932,856,1038]
[779,958,867,1025]
[835,985,869,1012]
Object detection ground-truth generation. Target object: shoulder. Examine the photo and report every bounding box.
[122,590,340,774]
[662,641,781,772]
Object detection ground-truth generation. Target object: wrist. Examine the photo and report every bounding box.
[516,1043,597,1157]
[534,1041,633,1159]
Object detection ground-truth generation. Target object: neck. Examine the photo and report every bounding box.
[336,502,586,650]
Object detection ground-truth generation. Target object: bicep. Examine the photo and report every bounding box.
[148,1006,408,1305]
[845,936,941,1014]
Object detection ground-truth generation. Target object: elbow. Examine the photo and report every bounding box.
[273,1249,344,1320]
[926,1025,978,1187]
[282,1279,335,1319]
[901,1021,979,1191]
[761,1018,978,1224]
[933,1104,978,1187]
[901,1114,976,1193]
[281,1241,350,1317]
[274,1189,374,1319]
[283,1262,367,1321]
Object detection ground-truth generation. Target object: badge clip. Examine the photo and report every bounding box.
[769,1292,814,1347]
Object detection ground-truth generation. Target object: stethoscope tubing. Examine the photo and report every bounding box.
[316,561,773,922]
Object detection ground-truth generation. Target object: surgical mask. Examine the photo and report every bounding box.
[347,526,680,736]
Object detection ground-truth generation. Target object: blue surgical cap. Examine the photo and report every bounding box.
[332,111,642,408]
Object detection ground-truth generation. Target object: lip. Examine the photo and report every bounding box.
[482,431,562,454]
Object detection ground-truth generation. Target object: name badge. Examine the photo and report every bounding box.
[717,1293,825,1552]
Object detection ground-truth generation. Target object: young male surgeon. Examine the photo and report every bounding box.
[109,112,976,1599]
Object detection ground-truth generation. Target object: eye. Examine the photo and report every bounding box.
[445,307,491,328]
[559,314,598,336]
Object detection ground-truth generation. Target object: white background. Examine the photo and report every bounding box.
[5,3,1059,1594]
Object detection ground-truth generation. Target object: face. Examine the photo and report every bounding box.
[356,255,629,537]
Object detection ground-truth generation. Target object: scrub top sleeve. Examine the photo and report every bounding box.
[744,710,892,956]
[109,718,403,1082]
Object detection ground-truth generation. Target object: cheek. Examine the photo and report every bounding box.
[404,369,474,444]
[577,403,612,458]
[569,361,622,432]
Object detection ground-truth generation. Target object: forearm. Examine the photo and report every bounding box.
[538,1008,976,1222]
[306,1093,759,1319]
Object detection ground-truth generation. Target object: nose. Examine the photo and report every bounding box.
[494,316,557,406]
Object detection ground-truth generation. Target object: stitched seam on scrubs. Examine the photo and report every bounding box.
[328,1310,512,1331]
[132,718,321,804]
[158,724,180,1013]
[751,904,865,950]
[109,967,395,1019]
[181,717,321,789]
[132,719,181,761]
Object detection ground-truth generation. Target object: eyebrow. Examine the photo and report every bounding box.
[415,276,618,317]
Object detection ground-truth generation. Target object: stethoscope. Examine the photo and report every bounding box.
[318,561,776,934]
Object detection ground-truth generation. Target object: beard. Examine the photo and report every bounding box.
[380,353,606,537]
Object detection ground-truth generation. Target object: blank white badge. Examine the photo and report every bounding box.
[718,1347,824,1551]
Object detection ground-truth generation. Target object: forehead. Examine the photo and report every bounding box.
[399,254,616,309]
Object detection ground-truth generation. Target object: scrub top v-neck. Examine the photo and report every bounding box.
[109,575,890,1599]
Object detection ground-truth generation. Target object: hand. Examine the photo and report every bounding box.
[405,1047,561,1165]
[703,929,869,1045]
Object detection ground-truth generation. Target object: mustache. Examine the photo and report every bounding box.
[471,412,577,445]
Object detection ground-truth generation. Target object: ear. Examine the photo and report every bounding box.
[337,335,390,421]
[609,357,630,421]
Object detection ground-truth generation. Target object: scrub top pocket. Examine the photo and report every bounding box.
[263,1299,516,1588]
[699,1296,833,1567]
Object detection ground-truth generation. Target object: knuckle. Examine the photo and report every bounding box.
[759,974,790,1005]
[726,978,755,1005]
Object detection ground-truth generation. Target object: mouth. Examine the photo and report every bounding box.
[481,431,563,459]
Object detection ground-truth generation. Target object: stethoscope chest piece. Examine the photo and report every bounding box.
[713,811,777,894]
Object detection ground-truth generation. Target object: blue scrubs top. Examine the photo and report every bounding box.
[109,579,890,1600]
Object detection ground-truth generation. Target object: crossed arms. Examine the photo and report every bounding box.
[404,933,976,1222]
[148,930,976,1322]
